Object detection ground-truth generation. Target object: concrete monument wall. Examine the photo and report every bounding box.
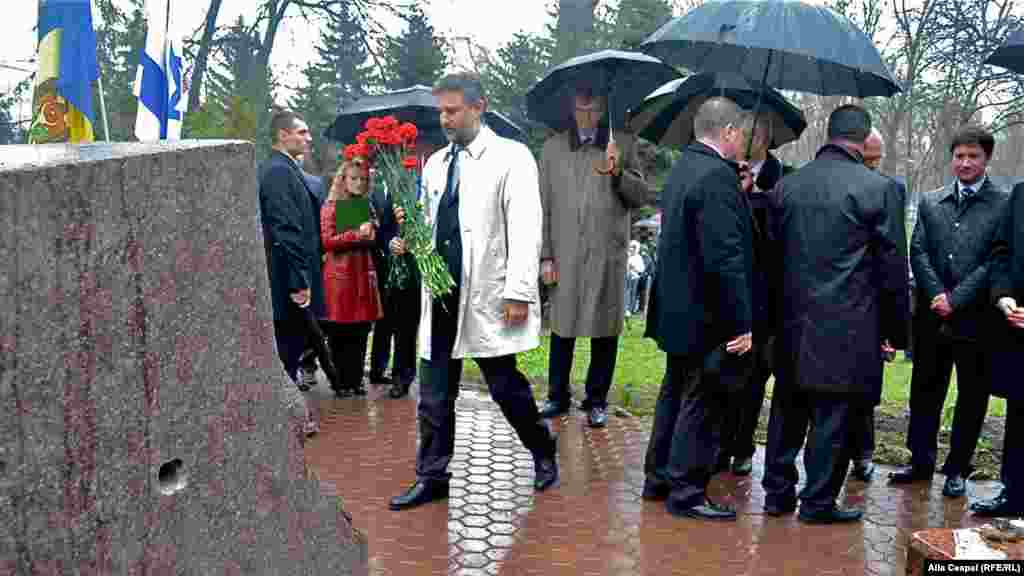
[0,141,366,575]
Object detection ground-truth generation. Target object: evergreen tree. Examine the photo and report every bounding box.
[381,6,449,90]
[613,0,673,51]
[316,2,371,107]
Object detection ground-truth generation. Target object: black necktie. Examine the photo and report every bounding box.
[436,146,463,292]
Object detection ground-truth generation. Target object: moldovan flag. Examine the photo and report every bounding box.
[29,0,99,144]
[134,0,187,140]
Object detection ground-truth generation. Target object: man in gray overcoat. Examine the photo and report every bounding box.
[538,84,655,428]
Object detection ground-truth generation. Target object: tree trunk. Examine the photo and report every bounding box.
[188,0,224,112]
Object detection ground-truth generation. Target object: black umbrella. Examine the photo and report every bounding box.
[324,85,526,145]
[640,0,901,98]
[985,29,1024,74]
[628,73,807,149]
[525,49,682,133]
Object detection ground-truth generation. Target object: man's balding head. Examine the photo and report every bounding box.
[864,128,884,171]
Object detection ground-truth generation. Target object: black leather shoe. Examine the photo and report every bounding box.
[534,457,559,492]
[970,493,1023,517]
[797,506,863,524]
[851,460,875,482]
[370,374,392,386]
[388,383,409,399]
[943,474,966,498]
[388,480,449,511]
[352,383,368,397]
[641,479,670,501]
[888,465,933,484]
[732,457,753,477]
[667,498,737,521]
[587,407,608,428]
[764,498,797,517]
[539,401,569,419]
[333,386,353,398]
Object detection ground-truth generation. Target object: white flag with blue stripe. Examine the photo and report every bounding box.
[133,0,187,140]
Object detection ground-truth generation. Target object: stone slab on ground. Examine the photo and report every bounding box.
[0,142,365,575]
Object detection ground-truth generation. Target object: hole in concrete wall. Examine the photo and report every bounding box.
[157,458,187,496]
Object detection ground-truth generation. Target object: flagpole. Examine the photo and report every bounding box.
[91,0,111,141]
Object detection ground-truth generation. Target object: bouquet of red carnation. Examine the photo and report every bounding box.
[344,115,455,299]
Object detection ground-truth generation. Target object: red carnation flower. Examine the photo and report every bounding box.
[398,123,418,144]
[402,155,418,170]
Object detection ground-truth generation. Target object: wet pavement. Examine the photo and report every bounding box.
[303,382,1002,576]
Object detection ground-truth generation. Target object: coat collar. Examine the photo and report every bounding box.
[568,122,611,151]
[815,143,864,164]
[686,141,740,172]
[938,174,996,204]
[444,124,495,162]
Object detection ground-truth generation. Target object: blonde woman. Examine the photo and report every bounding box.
[320,160,383,397]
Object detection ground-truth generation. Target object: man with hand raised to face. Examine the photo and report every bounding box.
[388,73,558,511]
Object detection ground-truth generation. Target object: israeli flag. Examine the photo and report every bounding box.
[133,0,187,140]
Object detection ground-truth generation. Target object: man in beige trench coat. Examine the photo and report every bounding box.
[538,85,656,428]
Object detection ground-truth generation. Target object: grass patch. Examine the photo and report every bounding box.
[462,318,1005,420]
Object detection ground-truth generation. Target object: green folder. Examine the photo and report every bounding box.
[335,196,370,232]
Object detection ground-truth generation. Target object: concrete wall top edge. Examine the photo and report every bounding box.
[0,140,255,173]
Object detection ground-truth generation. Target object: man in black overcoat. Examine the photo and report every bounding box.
[719,115,792,477]
[296,154,327,390]
[890,127,1008,498]
[972,181,1024,517]
[257,110,325,384]
[762,105,907,524]
[368,144,433,398]
[642,97,755,521]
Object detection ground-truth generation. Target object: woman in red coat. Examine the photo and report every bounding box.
[321,159,383,397]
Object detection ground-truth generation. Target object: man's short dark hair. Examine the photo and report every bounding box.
[827,105,872,143]
[270,109,302,144]
[433,72,486,106]
[950,126,995,158]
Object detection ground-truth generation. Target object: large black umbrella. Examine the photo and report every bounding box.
[525,49,682,133]
[629,73,807,149]
[324,85,525,145]
[985,29,1024,74]
[639,0,900,98]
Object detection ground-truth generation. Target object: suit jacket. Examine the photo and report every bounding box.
[652,141,753,361]
[369,178,419,293]
[768,144,907,402]
[911,177,1008,341]
[258,151,325,321]
[989,183,1024,399]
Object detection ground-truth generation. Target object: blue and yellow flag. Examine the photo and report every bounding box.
[29,0,99,143]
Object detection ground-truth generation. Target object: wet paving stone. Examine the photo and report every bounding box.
[303,384,1002,575]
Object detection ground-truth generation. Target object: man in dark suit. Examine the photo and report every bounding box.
[762,105,907,524]
[257,110,325,385]
[891,127,1008,499]
[719,115,792,477]
[972,181,1024,517]
[368,147,431,398]
[296,154,327,391]
[844,129,908,482]
[642,97,754,521]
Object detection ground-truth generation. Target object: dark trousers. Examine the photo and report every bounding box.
[546,333,619,409]
[1001,398,1023,504]
[415,299,555,481]
[848,407,876,463]
[273,316,309,383]
[722,338,774,461]
[370,282,421,386]
[325,321,371,390]
[762,385,869,513]
[906,323,990,476]
[644,354,729,508]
